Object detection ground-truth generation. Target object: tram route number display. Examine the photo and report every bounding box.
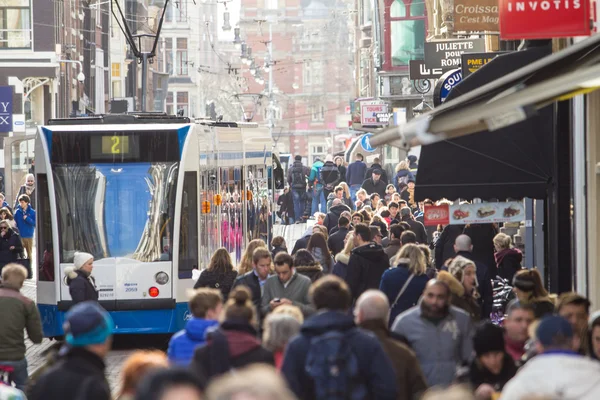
[101,135,130,155]
[424,39,485,70]
[423,201,524,226]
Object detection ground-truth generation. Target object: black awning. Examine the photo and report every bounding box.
[414,46,554,201]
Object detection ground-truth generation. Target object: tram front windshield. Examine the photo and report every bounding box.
[50,130,180,263]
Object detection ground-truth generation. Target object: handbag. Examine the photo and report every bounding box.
[388,274,414,322]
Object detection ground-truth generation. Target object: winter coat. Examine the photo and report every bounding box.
[455,353,517,393]
[261,273,314,317]
[359,319,428,400]
[287,161,311,190]
[361,178,387,198]
[455,251,493,320]
[463,224,498,277]
[323,203,352,233]
[0,284,43,361]
[495,248,523,284]
[379,263,429,326]
[232,271,263,316]
[194,268,238,299]
[337,165,347,181]
[277,191,295,219]
[65,269,99,304]
[271,245,287,259]
[435,225,463,269]
[394,169,415,192]
[346,243,389,302]
[401,216,428,244]
[295,263,324,283]
[500,351,600,400]
[332,252,350,281]
[346,160,367,186]
[0,227,23,268]
[384,239,402,262]
[281,310,398,400]
[190,320,274,387]
[308,160,324,187]
[15,186,35,210]
[437,271,481,323]
[365,163,389,184]
[328,227,349,256]
[291,233,311,255]
[392,304,474,387]
[319,161,340,191]
[29,348,111,400]
[168,318,219,365]
[14,205,35,239]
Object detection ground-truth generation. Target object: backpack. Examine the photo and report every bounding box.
[304,330,368,400]
[291,166,306,188]
[397,173,410,189]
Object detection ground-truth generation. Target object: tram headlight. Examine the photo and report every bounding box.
[155,272,169,285]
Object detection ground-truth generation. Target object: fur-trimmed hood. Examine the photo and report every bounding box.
[335,252,350,265]
[295,263,323,273]
[437,270,465,297]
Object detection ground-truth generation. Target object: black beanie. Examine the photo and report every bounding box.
[473,321,505,356]
[295,155,302,161]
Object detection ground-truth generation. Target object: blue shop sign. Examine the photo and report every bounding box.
[433,69,462,107]
[0,86,13,133]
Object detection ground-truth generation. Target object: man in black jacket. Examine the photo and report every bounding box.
[364,157,388,184]
[323,198,351,233]
[361,169,387,198]
[346,224,389,303]
[29,302,113,400]
[328,216,351,256]
[232,248,272,316]
[287,155,311,224]
[319,155,341,201]
[400,207,428,244]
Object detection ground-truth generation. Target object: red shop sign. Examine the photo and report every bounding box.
[423,205,450,226]
[499,0,591,39]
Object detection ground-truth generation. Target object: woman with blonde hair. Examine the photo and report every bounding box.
[380,244,430,326]
[118,350,169,400]
[332,231,355,280]
[437,256,481,322]
[394,160,415,192]
[512,268,554,319]
[494,233,523,283]
[338,181,354,210]
[194,248,238,298]
[237,239,267,275]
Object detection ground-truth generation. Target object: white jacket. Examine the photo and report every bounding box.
[501,352,600,400]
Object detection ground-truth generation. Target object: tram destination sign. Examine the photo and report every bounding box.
[424,39,485,70]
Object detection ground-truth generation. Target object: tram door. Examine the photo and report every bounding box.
[220,166,244,264]
[199,166,220,270]
[246,164,271,245]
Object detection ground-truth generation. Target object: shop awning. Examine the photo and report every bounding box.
[369,35,600,148]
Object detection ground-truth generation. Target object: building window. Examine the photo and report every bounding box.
[177,92,188,116]
[303,61,322,86]
[310,105,325,122]
[166,0,187,22]
[164,38,173,74]
[266,0,277,9]
[310,144,326,164]
[111,63,120,78]
[112,81,122,98]
[384,0,426,70]
[0,0,31,49]
[166,91,174,115]
[176,38,188,76]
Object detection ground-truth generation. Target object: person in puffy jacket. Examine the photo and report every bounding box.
[0,220,22,275]
[14,194,35,260]
[64,252,99,305]
[168,288,222,365]
[194,248,238,299]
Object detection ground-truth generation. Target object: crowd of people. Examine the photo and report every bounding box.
[2,163,600,400]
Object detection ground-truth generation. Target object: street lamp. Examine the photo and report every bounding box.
[222,11,232,31]
[233,27,242,49]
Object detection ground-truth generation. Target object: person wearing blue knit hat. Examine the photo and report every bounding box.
[29,301,113,400]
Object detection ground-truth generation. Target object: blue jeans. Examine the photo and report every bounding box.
[350,184,361,204]
[311,187,327,215]
[0,358,28,391]
[292,189,305,221]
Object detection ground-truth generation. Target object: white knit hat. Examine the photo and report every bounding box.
[73,252,94,269]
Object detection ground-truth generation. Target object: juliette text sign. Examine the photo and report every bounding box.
[454,0,499,31]
[424,39,486,70]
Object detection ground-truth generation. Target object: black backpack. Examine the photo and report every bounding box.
[291,166,306,189]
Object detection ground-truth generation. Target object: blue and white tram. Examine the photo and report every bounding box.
[35,114,272,337]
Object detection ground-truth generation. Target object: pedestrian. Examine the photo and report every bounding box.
[190,287,274,386]
[384,184,396,203]
[453,234,493,320]
[500,316,600,400]
[338,182,354,210]
[399,206,427,244]
[435,224,463,269]
[270,236,287,259]
[493,233,523,283]
[326,186,344,212]
[263,312,303,370]
[334,156,347,181]
[407,155,419,176]
[117,351,169,400]
[13,194,35,261]
[0,193,11,213]
[0,207,17,232]
[320,154,341,204]
[590,312,600,360]
[328,215,351,256]
[332,231,354,280]
[205,365,296,400]
[355,290,428,400]
[361,169,387,198]
[370,225,384,246]
[292,249,324,283]
[351,211,364,225]
[502,300,535,362]
[438,256,481,323]
[287,155,311,223]
[0,219,23,275]
[276,187,294,224]
[306,232,334,273]
[237,239,267,275]
[556,292,592,355]
[346,223,389,303]
[282,275,398,400]
[371,214,388,238]
[308,157,325,214]
[194,248,238,299]
[167,288,222,366]
[365,157,388,184]
[355,188,371,210]
[346,152,367,202]
[135,368,204,400]
[29,301,113,400]
[323,198,351,233]
[392,280,474,387]
[64,251,99,305]
[393,160,415,193]
[380,244,430,326]
[232,248,272,318]
[291,224,327,255]
[463,223,498,277]
[455,322,517,399]
[261,252,314,317]
[14,174,35,210]
[0,263,43,391]
[511,269,555,319]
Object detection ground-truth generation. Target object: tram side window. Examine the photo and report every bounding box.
[37,174,54,281]
[179,172,198,278]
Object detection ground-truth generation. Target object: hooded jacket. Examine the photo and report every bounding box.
[319,161,341,191]
[437,271,481,323]
[0,225,23,266]
[346,243,389,302]
[65,269,99,304]
[346,160,367,186]
[191,320,274,387]
[379,262,429,326]
[281,311,398,400]
[323,203,352,233]
[392,304,474,387]
[500,351,600,400]
[295,263,324,283]
[332,252,350,280]
[168,318,219,365]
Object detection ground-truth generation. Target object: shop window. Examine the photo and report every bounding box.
[384,0,426,70]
